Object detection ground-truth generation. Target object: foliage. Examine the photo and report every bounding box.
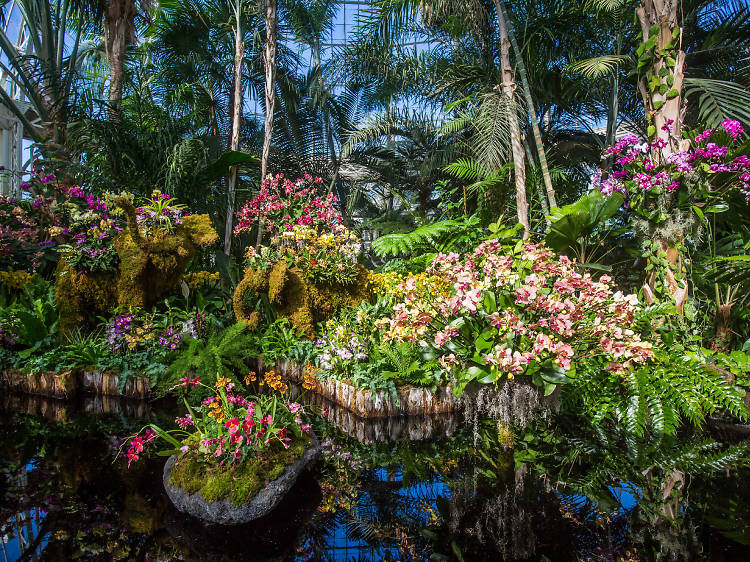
[162,323,255,393]
[545,190,625,264]
[0,280,58,360]
[259,318,313,363]
[313,298,441,393]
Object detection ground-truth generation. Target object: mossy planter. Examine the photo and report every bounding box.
[162,433,321,525]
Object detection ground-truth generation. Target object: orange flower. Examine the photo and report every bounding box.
[215,376,231,390]
[244,371,257,385]
[302,374,316,390]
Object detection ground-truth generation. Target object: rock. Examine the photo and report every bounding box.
[163,433,321,525]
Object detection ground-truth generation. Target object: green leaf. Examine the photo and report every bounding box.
[545,191,624,253]
[483,291,497,314]
[647,124,657,137]
[704,203,729,214]
[201,151,258,182]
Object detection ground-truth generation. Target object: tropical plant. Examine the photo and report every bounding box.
[0,0,91,143]
[545,190,625,265]
[163,322,255,393]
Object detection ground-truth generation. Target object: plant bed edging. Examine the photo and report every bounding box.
[80,369,151,399]
[1,368,151,400]
[1,368,78,400]
[252,357,460,418]
[163,433,321,525]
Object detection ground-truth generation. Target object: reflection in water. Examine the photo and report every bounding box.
[1,395,750,561]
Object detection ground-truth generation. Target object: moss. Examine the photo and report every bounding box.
[273,266,315,338]
[54,257,118,335]
[306,264,372,323]
[232,262,372,338]
[169,437,310,506]
[113,198,218,310]
[181,214,220,247]
[233,268,270,326]
[267,261,289,306]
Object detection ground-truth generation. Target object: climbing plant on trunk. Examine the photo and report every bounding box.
[635,0,689,311]
[256,0,278,248]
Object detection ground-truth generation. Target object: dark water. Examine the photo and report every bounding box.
[2,393,750,562]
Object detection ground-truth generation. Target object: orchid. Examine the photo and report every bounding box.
[593,120,750,217]
[381,241,656,394]
[119,373,311,468]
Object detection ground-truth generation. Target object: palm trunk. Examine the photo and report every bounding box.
[495,2,529,239]
[637,0,688,311]
[224,11,245,255]
[523,138,550,226]
[495,0,556,210]
[104,0,137,115]
[256,0,278,249]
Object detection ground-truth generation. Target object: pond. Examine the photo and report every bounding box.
[1,393,750,561]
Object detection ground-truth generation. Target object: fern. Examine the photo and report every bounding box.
[160,324,256,394]
[568,349,747,438]
[372,220,462,257]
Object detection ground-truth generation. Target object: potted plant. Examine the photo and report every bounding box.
[120,373,319,525]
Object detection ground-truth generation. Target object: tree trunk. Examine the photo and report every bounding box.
[636,0,687,160]
[636,0,689,311]
[495,0,556,210]
[224,12,245,255]
[257,0,278,248]
[495,2,529,239]
[104,0,137,115]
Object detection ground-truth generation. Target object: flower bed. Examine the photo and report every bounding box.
[123,374,318,524]
[251,357,459,418]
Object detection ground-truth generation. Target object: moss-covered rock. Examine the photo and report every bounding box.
[169,438,309,507]
[233,262,372,338]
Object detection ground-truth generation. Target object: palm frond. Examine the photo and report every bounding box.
[684,78,750,127]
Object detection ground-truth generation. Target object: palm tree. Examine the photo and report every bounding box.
[494,1,529,238]
[494,0,556,210]
[0,0,90,144]
[102,0,146,113]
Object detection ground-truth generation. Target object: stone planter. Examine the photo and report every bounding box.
[80,369,151,399]
[253,357,460,418]
[1,368,77,400]
[163,433,321,525]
